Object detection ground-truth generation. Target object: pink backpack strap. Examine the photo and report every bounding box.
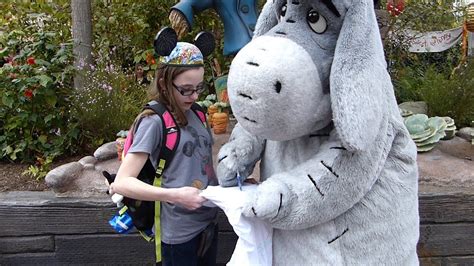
[162,111,178,150]
[122,129,134,157]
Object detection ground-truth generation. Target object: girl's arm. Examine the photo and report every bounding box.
[110,152,205,210]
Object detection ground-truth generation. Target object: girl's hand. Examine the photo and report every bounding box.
[171,186,206,210]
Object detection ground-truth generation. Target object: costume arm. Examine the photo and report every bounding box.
[217,122,265,187]
[244,122,397,230]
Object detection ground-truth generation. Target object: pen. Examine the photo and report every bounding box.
[236,171,243,191]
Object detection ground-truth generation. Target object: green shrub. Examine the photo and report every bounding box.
[70,58,148,151]
[419,63,473,127]
[396,63,473,128]
[0,13,76,163]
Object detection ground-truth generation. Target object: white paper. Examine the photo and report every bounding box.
[201,185,273,266]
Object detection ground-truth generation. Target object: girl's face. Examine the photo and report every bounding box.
[171,67,205,112]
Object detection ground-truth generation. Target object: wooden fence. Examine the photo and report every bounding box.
[0,188,473,265]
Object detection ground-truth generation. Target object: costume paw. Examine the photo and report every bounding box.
[216,142,254,187]
[242,179,293,222]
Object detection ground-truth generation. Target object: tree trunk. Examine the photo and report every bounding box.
[71,0,93,90]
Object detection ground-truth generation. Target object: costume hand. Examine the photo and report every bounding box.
[172,186,206,210]
[242,179,294,223]
[216,142,254,187]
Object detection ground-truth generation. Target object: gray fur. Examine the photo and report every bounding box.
[217,0,419,265]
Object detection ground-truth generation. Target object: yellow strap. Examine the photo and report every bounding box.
[138,230,154,242]
[118,206,128,215]
[153,177,162,262]
[156,159,166,175]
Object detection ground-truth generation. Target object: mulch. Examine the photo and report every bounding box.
[0,155,87,192]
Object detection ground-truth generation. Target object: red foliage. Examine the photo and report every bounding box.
[26,56,36,65]
[387,0,405,16]
[24,89,33,99]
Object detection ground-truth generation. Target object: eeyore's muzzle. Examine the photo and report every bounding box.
[227,36,332,141]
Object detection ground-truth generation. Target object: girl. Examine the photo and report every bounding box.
[110,41,218,266]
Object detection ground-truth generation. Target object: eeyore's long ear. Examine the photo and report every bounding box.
[253,0,279,37]
[331,0,392,152]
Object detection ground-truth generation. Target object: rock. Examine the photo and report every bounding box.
[79,156,97,170]
[456,127,473,142]
[398,101,428,115]
[78,156,97,166]
[438,136,473,160]
[94,142,117,161]
[417,137,474,189]
[45,162,84,193]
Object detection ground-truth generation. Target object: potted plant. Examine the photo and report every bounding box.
[197,94,217,127]
[212,101,230,134]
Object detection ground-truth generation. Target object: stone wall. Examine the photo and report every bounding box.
[1,188,473,265]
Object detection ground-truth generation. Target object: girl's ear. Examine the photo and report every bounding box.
[194,31,215,57]
[154,27,178,56]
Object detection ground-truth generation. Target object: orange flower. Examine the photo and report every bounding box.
[24,89,33,99]
[146,53,155,65]
[26,57,35,65]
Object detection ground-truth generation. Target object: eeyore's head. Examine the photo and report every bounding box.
[228,0,394,151]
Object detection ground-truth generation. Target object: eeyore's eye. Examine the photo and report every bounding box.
[307,9,327,34]
[279,4,287,21]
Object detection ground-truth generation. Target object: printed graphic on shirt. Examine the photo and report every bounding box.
[182,125,217,182]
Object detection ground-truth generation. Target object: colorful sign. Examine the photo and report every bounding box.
[407,27,463,53]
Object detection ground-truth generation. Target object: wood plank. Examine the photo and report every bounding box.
[420,256,474,265]
[55,234,155,264]
[0,191,113,207]
[0,253,57,265]
[419,191,474,224]
[0,236,54,254]
[0,205,233,238]
[0,205,119,237]
[418,223,474,257]
[55,232,236,264]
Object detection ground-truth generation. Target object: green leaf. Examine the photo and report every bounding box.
[44,95,57,107]
[44,114,54,123]
[0,47,8,57]
[2,94,14,108]
[134,54,142,63]
[29,113,38,122]
[45,44,55,50]
[35,59,51,66]
[38,135,48,144]
[37,75,53,87]
[426,117,447,132]
[4,146,13,155]
[404,114,428,134]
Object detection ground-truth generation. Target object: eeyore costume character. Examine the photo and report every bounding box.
[217,0,420,265]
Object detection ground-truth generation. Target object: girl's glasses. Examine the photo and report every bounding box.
[173,83,207,96]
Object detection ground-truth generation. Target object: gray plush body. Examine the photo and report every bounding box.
[217,0,420,265]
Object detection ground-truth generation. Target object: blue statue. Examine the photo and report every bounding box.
[169,0,258,56]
